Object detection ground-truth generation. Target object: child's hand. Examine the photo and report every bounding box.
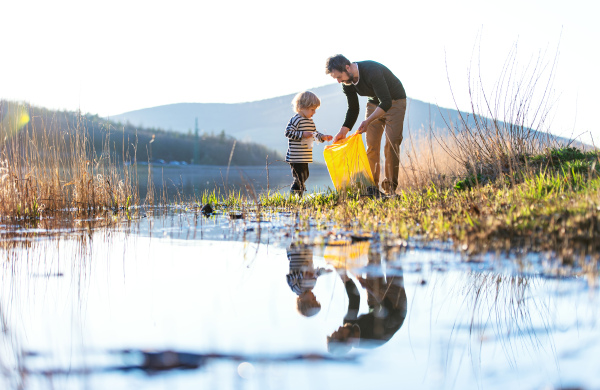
[302,131,314,139]
[324,135,333,142]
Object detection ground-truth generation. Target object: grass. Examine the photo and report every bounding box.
[193,146,600,262]
[0,102,141,218]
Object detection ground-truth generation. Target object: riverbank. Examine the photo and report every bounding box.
[199,147,600,264]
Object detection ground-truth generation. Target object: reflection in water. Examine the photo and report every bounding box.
[0,303,23,389]
[459,271,553,367]
[1,210,599,389]
[327,245,407,353]
[21,349,356,375]
[285,242,330,317]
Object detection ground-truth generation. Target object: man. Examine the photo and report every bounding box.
[326,54,407,196]
[327,250,407,354]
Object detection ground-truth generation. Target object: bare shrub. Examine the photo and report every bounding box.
[438,41,560,182]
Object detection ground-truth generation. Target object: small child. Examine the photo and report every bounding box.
[286,242,330,317]
[284,91,333,196]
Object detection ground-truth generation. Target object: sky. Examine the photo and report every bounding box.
[1,0,598,145]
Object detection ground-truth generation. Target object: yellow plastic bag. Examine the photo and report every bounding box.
[324,241,370,270]
[323,133,375,191]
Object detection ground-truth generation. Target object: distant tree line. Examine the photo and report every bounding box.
[1,101,282,166]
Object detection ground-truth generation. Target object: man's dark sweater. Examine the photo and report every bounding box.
[342,278,407,348]
[342,60,406,130]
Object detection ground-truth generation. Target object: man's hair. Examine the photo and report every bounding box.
[325,54,351,75]
[326,336,353,355]
[292,91,320,113]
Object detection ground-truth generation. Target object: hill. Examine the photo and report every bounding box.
[0,101,283,166]
[111,84,464,162]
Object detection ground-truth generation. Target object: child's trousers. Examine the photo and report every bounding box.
[290,163,309,195]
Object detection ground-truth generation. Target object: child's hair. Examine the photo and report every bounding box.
[292,91,320,113]
[296,294,321,317]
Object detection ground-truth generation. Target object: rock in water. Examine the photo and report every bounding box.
[201,204,213,216]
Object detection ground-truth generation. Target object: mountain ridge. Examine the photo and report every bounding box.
[111,84,461,162]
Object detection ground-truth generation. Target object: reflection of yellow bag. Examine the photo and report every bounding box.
[323,133,375,191]
[324,242,370,270]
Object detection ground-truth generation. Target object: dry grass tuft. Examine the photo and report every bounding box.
[397,129,464,190]
[0,102,139,218]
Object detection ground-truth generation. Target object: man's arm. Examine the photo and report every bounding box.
[342,85,360,130]
[344,279,361,322]
[334,85,360,143]
[357,68,392,133]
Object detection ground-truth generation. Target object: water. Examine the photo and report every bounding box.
[136,162,333,200]
[1,210,599,389]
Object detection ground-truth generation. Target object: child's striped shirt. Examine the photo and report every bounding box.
[285,114,325,163]
[286,244,328,295]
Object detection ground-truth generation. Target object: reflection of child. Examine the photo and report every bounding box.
[284,91,333,196]
[286,242,329,317]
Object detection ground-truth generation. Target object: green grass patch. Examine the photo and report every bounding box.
[194,146,600,261]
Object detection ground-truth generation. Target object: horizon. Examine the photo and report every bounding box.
[1,0,598,145]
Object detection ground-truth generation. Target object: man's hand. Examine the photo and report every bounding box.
[333,127,350,143]
[357,120,370,134]
[323,135,333,142]
[302,131,314,139]
[358,107,386,134]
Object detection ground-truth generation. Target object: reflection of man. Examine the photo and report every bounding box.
[327,251,407,354]
[326,54,407,196]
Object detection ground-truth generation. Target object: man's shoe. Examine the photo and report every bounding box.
[365,186,383,199]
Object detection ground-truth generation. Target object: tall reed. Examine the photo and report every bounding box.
[376,45,562,193]
[439,43,560,183]
[0,101,139,218]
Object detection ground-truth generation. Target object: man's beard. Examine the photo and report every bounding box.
[341,71,355,85]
